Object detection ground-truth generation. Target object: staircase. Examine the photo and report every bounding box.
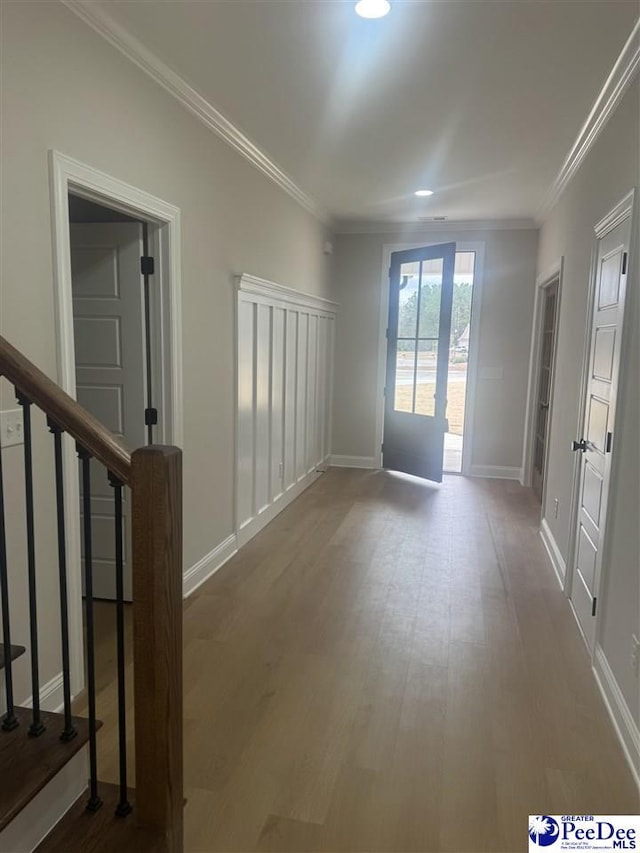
[0,335,183,852]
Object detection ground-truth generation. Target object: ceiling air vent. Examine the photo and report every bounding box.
[418,216,448,222]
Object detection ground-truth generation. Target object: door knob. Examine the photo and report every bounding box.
[572,439,588,452]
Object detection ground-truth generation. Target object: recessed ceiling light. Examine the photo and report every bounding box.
[355,0,391,19]
[415,189,434,197]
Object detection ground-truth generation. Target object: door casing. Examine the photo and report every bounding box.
[376,239,485,475]
[49,150,183,695]
[522,260,564,507]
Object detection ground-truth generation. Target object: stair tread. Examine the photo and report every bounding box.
[0,644,26,669]
[0,706,96,831]
[35,783,166,853]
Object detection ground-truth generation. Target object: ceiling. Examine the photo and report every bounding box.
[91,0,637,225]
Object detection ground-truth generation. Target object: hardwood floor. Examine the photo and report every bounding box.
[83,469,638,852]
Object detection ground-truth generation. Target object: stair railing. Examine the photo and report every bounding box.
[0,334,183,851]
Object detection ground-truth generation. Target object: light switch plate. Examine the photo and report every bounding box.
[0,408,24,448]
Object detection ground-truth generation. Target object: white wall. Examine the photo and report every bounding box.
[0,1,331,703]
[236,279,335,547]
[330,227,539,472]
[537,79,640,726]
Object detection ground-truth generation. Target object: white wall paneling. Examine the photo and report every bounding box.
[296,311,309,481]
[235,274,337,547]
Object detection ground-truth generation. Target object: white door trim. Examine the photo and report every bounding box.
[48,150,183,693]
[375,240,485,475]
[522,259,564,497]
[566,188,636,645]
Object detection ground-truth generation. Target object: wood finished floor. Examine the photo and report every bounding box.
[84,469,638,852]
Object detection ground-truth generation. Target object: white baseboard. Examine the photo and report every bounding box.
[540,517,566,590]
[470,464,523,480]
[183,533,238,598]
[1,672,66,755]
[20,671,65,714]
[330,455,378,469]
[186,461,331,596]
[593,646,640,790]
[237,467,324,549]
[0,749,87,853]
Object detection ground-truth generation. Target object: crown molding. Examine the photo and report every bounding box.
[60,0,328,224]
[332,217,538,235]
[237,273,338,315]
[60,2,638,231]
[538,18,640,221]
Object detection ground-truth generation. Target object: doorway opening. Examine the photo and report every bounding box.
[376,240,483,479]
[531,277,559,502]
[522,261,563,502]
[68,194,158,601]
[443,251,476,473]
[50,150,182,695]
[383,242,457,483]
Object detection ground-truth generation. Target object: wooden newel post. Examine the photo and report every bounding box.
[131,446,183,852]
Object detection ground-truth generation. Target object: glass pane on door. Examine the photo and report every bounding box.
[415,338,438,417]
[397,261,420,337]
[417,258,444,339]
[393,257,444,416]
[394,341,416,413]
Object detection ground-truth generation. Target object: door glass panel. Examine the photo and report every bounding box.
[397,261,420,337]
[395,257,444,416]
[394,341,416,413]
[414,338,438,416]
[417,258,444,339]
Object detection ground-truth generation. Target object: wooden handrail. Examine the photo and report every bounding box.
[0,335,131,484]
[0,336,183,848]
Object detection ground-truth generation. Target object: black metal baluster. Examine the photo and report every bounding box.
[0,444,18,731]
[78,447,102,813]
[48,419,76,742]
[15,391,45,736]
[109,474,131,817]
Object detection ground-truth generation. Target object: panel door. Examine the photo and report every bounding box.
[383,243,456,483]
[71,222,147,600]
[570,214,631,649]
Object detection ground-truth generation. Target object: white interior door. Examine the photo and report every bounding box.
[570,211,632,650]
[71,222,147,600]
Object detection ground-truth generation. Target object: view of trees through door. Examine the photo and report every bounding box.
[395,250,475,473]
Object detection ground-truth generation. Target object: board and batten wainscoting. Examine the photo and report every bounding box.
[235,274,337,548]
